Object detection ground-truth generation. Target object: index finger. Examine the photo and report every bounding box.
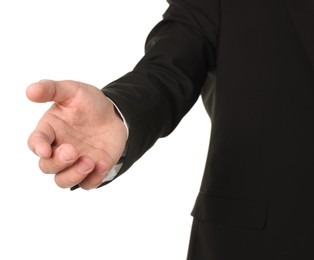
[27,120,56,158]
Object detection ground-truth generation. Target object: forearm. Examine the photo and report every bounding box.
[102,0,218,175]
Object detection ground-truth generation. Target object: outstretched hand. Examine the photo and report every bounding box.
[27,80,128,190]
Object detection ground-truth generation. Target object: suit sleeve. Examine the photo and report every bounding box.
[101,0,220,182]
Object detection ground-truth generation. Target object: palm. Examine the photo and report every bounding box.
[44,85,123,161]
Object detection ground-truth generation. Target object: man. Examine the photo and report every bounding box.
[27,0,314,259]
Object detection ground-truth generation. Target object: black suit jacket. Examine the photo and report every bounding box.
[103,0,314,259]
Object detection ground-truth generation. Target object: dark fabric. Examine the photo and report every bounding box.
[102,0,314,258]
[188,197,314,259]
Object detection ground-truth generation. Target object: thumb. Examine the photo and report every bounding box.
[26,80,80,104]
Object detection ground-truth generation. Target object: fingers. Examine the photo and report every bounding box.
[54,158,110,190]
[54,156,96,189]
[38,144,79,173]
[36,143,112,190]
[38,144,113,189]
[78,160,110,190]
[26,80,79,104]
[28,122,56,158]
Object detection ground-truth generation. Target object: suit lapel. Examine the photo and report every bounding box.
[284,0,314,72]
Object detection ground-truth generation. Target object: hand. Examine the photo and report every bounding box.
[27,80,128,190]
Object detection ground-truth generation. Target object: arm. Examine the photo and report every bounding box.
[27,0,219,189]
[102,0,219,178]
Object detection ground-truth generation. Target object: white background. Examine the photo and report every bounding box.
[0,1,211,259]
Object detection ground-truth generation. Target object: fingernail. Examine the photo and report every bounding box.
[59,149,74,162]
[35,146,47,158]
[39,79,51,82]
[77,160,92,174]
